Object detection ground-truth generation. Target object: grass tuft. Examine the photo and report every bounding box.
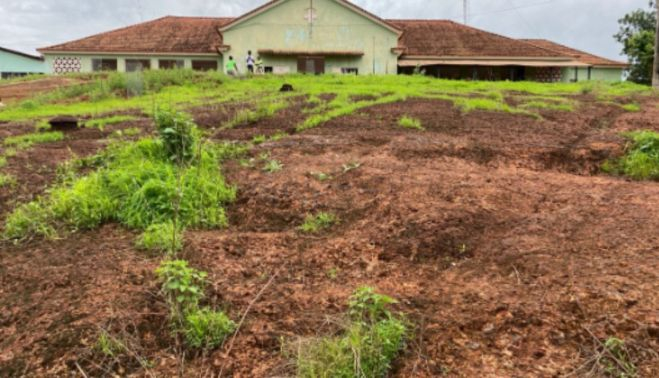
[4,131,64,150]
[398,116,424,131]
[300,212,338,233]
[184,308,235,350]
[136,221,183,254]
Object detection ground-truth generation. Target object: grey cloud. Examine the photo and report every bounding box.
[0,0,651,60]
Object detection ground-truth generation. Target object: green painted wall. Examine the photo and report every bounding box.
[560,67,623,82]
[0,50,46,76]
[221,0,399,75]
[43,54,221,74]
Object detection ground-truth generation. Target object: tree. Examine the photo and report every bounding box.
[614,1,656,84]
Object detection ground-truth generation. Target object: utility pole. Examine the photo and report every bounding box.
[653,0,659,88]
[463,0,468,25]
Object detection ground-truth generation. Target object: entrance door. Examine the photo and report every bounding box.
[297,56,325,74]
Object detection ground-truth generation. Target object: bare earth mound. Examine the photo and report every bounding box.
[1,97,658,376]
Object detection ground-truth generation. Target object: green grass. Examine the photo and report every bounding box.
[184,308,235,350]
[0,156,7,168]
[84,115,138,130]
[3,111,236,242]
[263,159,284,173]
[300,212,338,233]
[96,330,126,357]
[519,100,575,112]
[0,173,16,188]
[621,103,641,112]
[135,221,183,254]
[252,134,267,145]
[296,287,407,378]
[603,130,659,180]
[398,116,424,131]
[4,131,64,150]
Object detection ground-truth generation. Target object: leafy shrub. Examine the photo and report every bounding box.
[136,221,182,254]
[155,260,207,320]
[252,134,267,145]
[300,212,338,233]
[154,108,198,164]
[4,131,64,150]
[184,308,235,350]
[296,287,407,378]
[604,130,659,180]
[398,116,424,131]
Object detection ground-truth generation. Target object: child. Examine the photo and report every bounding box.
[226,56,238,76]
[246,51,255,74]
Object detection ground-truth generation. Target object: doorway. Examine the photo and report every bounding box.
[297,56,325,74]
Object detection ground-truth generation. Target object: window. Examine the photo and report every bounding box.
[192,60,218,71]
[126,59,151,72]
[341,67,358,75]
[264,67,274,74]
[159,59,184,70]
[92,58,118,72]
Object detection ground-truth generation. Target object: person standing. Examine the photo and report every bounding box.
[255,56,264,74]
[226,56,238,76]
[246,50,255,74]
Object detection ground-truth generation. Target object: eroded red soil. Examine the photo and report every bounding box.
[1,96,658,377]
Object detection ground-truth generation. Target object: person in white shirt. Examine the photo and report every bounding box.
[246,51,256,74]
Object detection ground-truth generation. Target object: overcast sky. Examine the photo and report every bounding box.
[0,0,652,61]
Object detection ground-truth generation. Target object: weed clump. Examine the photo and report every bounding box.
[603,130,659,180]
[300,212,338,233]
[398,116,424,131]
[96,330,126,357]
[621,103,641,112]
[155,260,235,350]
[136,222,182,254]
[2,112,235,242]
[295,287,408,378]
[0,173,16,188]
[184,308,235,350]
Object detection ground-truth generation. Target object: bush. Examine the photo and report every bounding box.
[184,308,235,350]
[154,108,198,164]
[604,130,659,180]
[300,212,338,233]
[155,260,207,319]
[296,287,407,378]
[136,221,183,254]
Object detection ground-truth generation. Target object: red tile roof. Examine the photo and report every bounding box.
[389,20,566,59]
[521,39,628,67]
[39,16,234,54]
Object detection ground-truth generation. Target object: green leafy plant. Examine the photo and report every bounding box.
[300,212,338,233]
[154,107,198,165]
[310,172,331,181]
[136,221,182,254]
[295,287,408,378]
[3,201,57,241]
[183,308,236,350]
[398,116,425,131]
[263,159,284,173]
[0,156,7,168]
[155,260,207,320]
[603,130,659,180]
[621,103,641,112]
[601,337,637,378]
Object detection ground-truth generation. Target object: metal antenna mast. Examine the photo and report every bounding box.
[653,0,659,88]
[463,0,468,25]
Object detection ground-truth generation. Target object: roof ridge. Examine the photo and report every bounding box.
[0,46,43,61]
[39,16,173,52]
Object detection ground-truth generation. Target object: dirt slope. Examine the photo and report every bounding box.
[1,97,658,377]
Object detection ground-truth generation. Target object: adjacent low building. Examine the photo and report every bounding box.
[37,0,627,82]
[0,46,46,79]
